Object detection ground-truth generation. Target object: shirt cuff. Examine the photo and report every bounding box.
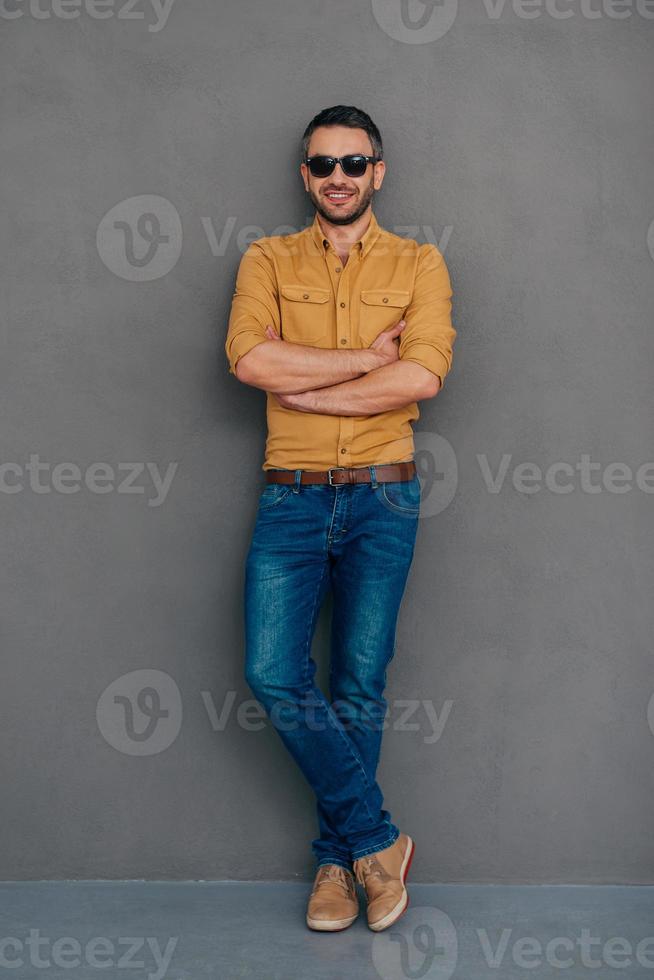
[401,344,451,388]
[226,331,269,376]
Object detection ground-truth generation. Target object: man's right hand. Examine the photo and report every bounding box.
[367,319,406,367]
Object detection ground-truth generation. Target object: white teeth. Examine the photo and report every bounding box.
[327,193,351,199]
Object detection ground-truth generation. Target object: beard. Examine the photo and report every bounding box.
[308,179,376,226]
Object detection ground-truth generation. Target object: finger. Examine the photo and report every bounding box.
[384,319,406,338]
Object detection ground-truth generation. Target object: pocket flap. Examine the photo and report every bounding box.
[360,289,411,308]
[280,285,331,304]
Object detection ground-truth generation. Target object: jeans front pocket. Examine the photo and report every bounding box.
[258,482,294,511]
[377,475,421,516]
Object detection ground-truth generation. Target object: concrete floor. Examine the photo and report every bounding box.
[1,881,653,979]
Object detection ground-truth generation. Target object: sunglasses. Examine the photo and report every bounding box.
[304,154,380,178]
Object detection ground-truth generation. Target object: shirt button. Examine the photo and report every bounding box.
[335,267,341,273]
[303,293,309,300]
[340,302,346,308]
[340,448,347,454]
[340,338,347,345]
[382,297,389,303]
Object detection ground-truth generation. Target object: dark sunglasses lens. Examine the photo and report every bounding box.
[309,157,335,177]
[342,156,368,177]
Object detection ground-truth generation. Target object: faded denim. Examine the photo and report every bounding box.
[243,466,420,870]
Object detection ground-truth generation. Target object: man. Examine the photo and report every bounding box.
[225,105,456,932]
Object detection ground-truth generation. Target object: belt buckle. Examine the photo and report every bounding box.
[328,467,348,486]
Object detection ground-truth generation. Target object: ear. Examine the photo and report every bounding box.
[373,161,386,191]
[300,162,310,192]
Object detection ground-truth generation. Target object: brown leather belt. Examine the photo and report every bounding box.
[264,460,416,486]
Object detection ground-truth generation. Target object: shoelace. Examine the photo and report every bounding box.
[355,854,386,887]
[316,865,354,894]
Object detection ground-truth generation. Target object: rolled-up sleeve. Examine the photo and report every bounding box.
[225,241,280,376]
[399,244,456,388]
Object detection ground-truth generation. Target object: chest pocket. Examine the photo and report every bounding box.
[280,285,331,344]
[359,289,411,347]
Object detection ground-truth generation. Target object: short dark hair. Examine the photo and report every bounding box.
[301,105,383,162]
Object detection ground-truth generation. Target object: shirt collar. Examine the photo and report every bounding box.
[309,210,381,259]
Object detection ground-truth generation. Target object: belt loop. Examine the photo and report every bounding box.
[369,465,378,489]
[293,469,302,493]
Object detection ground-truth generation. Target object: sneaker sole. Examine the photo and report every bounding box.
[306,911,359,932]
[367,835,415,933]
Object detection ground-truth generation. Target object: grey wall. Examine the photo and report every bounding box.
[2,0,653,883]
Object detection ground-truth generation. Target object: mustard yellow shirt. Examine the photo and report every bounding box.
[225,210,456,471]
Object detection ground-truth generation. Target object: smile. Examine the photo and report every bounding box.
[325,191,355,202]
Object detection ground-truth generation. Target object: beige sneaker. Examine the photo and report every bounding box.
[306,864,359,931]
[353,833,415,932]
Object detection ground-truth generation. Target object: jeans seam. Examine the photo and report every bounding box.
[300,562,329,688]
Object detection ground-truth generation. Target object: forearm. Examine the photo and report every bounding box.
[237,339,381,393]
[278,360,438,416]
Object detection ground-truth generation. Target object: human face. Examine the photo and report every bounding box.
[300,125,386,226]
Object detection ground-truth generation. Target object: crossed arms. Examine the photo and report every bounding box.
[226,240,455,416]
[235,321,440,416]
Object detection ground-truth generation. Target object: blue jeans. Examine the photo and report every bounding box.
[243,465,420,871]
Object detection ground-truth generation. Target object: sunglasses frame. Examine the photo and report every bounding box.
[304,154,381,178]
